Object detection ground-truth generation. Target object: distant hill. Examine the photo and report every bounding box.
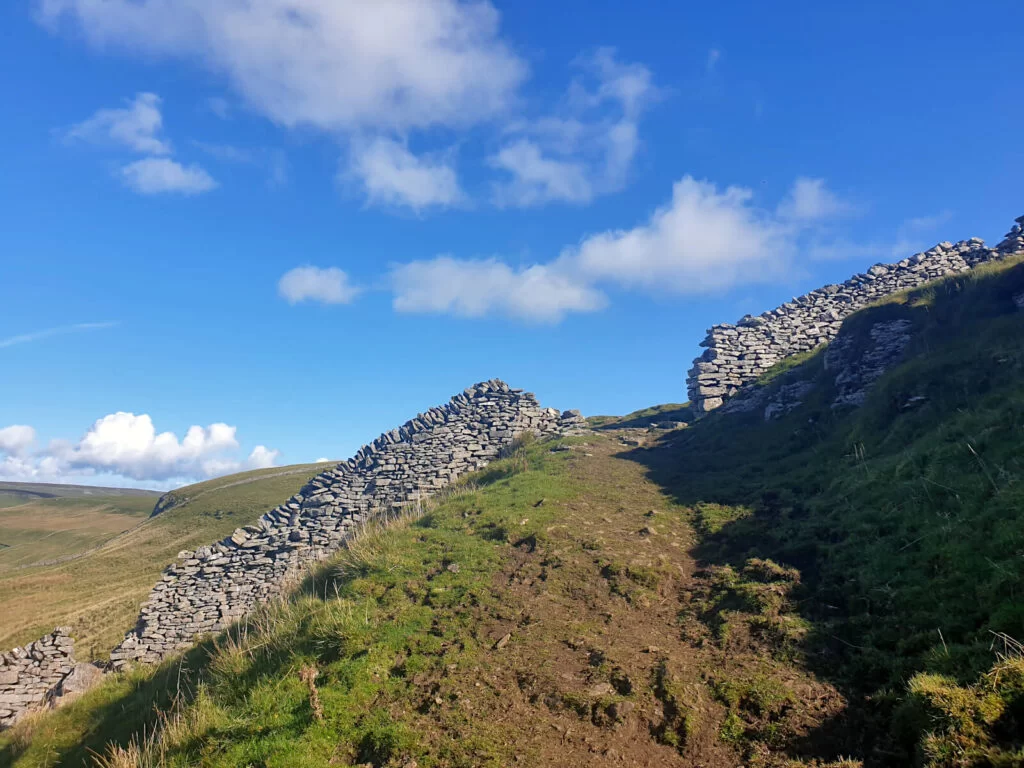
[0,462,336,657]
[0,480,160,504]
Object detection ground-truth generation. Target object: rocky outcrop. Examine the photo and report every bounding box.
[0,628,76,729]
[111,380,585,668]
[686,215,1024,415]
[825,319,914,409]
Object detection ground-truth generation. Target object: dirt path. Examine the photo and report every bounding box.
[418,433,844,766]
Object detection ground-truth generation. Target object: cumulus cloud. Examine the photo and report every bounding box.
[488,141,592,206]
[565,176,792,294]
[0,415,280,487]
[490,48,658,207]
[278,266,360,305]
[38,0,525,133]
[40,5,668,212]
[390,257,606,322]
[0,426,35,457]
[388,175,854,321]
[246,445,280,470]
[349,137,462,210]
[119,158,217,195]
[65,92,171,154]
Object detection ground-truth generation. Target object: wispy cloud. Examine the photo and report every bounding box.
[0,322,117,350]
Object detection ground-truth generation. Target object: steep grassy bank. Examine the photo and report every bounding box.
[632,258,1024,764]
[0,463,334,656]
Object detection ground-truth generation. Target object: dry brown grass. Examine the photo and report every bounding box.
[0,463,331,658]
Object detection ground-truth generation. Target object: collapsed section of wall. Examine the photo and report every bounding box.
[111,380,585,668]
[686,215,1024,415]
[0,628,75,729]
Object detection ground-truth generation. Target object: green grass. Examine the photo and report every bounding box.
[0,462,334,657]
[755,345,825,386]
[639,257,1024,763]
[6,259,1024,766]
[0,440,581,768]
[588,402,693,429]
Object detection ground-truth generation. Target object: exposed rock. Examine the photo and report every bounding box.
[53,662,104,701]
[826,319,913,409]
[763,381,817,421]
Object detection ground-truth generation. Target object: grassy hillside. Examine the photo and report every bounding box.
[3,261,1023,767]
[0,495,154,571]
[3,436,848,768]
[0,484,158,571]
[634,257,1024,763]
[0,462,335,657]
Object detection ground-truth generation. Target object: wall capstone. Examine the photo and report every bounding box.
[686,216,1024,415]
[110,380,585,668]
[0,628,76,729]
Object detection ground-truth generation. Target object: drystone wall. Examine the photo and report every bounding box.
[0,628,75,729]
[686,215,1024,415]
[111,380,586,668]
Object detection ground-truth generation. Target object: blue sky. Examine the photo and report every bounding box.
[1,0,1021,489]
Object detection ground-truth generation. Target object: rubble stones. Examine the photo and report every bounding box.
[109,380,584,669]
[686,218,1024,414]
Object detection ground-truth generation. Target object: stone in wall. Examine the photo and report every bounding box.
[686,215,1024,415]
[0,628,76,730]
[110,380,584,669]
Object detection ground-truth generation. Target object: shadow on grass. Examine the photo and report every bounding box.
[616,264,1024,764]
[0,640,216,768]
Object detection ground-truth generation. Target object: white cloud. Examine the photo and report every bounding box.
[488,140,591,206]
[0,415,280,487]
[564,176,792,294]
[38,0,525,133]
[278,266,360,305]
[120,158,217,195]
[388,175,854,320]
[349,137,462,210]
[246,445,279,469]
[0,322,116,350]
[777,177,854,222]
[390,257,606,323]
[489,48,658,207]
[65,92,171,154]
[0,426,36,457]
